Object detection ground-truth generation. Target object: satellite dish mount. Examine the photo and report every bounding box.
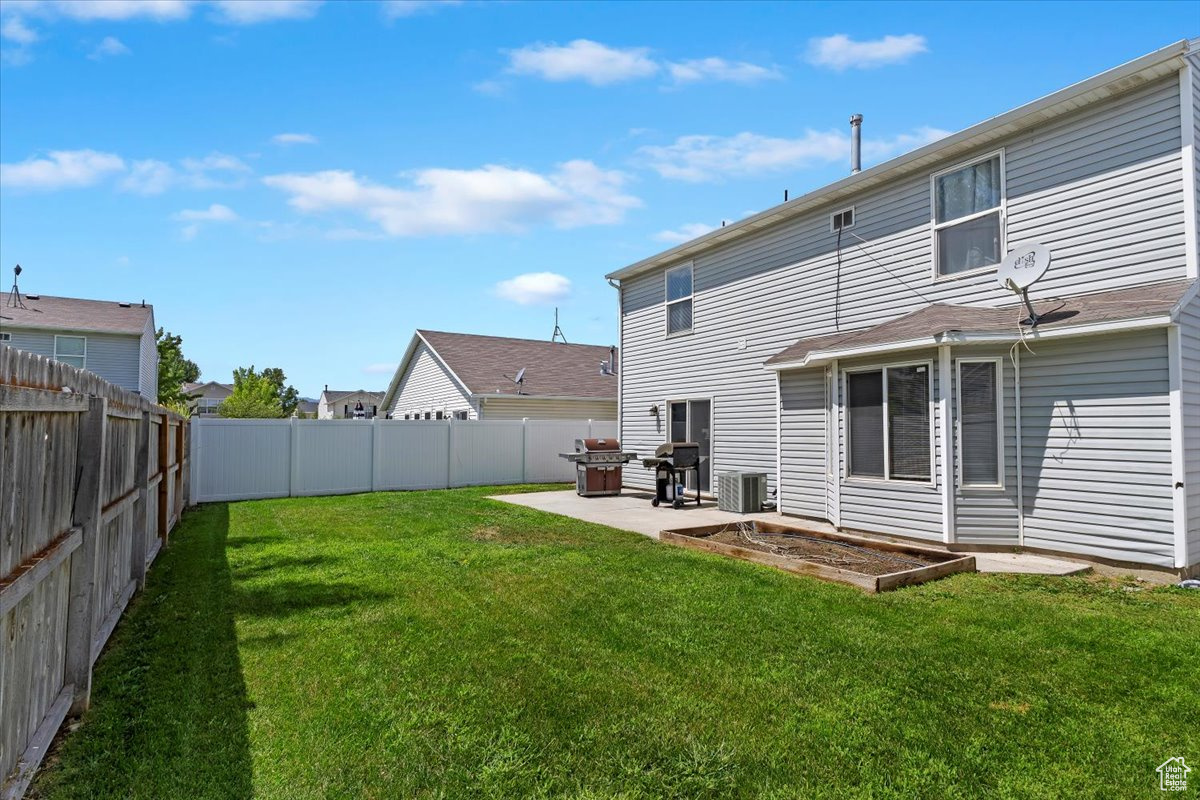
[996,243,1051,327]
[7,264,26,310]
[503,367,527,395]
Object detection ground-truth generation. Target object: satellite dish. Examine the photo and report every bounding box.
[997,243,1051,291]
[514,367,526,385]
[997,243,1052,326]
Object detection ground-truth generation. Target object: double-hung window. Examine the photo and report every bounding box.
[53,335,86,370]
[957,359,1003,487]
[665,263,693,336]
[932,152,1004,277]
[846,363,931,481]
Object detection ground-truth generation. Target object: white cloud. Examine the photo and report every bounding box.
[263,160,641,236]
[118,152,252,194]
[0,149,125,190]
[173,202,237,240]
[382,0,462,18]
[653,222,718,244]
[2,16,38,44]
[173,203,238,222]
[271,132,318,145]
[638,126,950,182]
[120,159,175,194]
[506,39,659,86]
[666,57,781,85]
[362,362,399,375]
[805,34,928,71]
[88,35,130,59]
[494,272,571,306]
[210,0,321,24]
[34,1,193,22]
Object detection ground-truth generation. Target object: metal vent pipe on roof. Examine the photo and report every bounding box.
[850,114,863,174]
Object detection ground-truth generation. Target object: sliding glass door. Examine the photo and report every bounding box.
[667,399,711,493]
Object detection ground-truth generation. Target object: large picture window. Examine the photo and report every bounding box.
[932,152,1004,277]
[53,335,86,370]
[958,360,1002,486]
[846,364,931,481]
[665,263,693,336]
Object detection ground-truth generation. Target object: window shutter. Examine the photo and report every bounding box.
[847,371,884,477]
[887,365,930,480]
[960,362,999,484]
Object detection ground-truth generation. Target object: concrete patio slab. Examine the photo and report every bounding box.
[489,489,1092,577]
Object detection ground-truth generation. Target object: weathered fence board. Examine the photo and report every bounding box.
[191,417,618,502]
[0,345,188,799]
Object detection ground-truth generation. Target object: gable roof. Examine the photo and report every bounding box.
[418,330,616,399]
[382,330,617,410]
[765,279,1195,369]
[183,381,233,393]
[1,291,153,335]
[320,389,384,404]
[607,39,1195,283]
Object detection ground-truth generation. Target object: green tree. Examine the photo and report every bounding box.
[261,367,300,416]
[218,366,285,418]
[156,328,200,409]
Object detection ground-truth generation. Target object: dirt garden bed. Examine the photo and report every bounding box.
[660,520,975,593]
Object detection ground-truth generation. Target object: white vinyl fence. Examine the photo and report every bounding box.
[190,417,617,503]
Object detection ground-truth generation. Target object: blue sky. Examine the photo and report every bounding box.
[0,0,1194,397]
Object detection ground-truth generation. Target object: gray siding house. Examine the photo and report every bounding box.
[318,388,385,419]
[1,291,157,399]
[607,40,1200,572]
[381,330,618,421]
[183,380,233,416]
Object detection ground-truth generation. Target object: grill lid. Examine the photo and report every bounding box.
[577,438,620,452]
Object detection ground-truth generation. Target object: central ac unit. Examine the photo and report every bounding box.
[717,471,767,513]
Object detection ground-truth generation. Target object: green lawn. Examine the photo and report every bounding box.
[31,488,1199,799]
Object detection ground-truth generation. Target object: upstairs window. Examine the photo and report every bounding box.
[0,332,11,342]
[846,363,931,482]
[830,207,855,232]
[665,263,693,336]
[54,335,86,370]
[933,152,1004,277]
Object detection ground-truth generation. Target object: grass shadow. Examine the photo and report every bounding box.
[31,503,255,800]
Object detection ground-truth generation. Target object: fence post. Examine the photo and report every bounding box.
[182,417,191,508]
[521,418,529,484]
[129,410,150,590]
[289,417,300,497]
[157,414,168,544]
[370,417,379,492]
[588,419,593,438]
[446,418,454,488]
[64,395,106,716]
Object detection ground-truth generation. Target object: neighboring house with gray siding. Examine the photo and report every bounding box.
[1,290,158,399]
[606,40,1200,572]
[183,381,233,416]
[381,330,618,421]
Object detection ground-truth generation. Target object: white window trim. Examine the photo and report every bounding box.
[955,357,1005,490]
[841,358,935,486]
[830,206,855,233]
[53,334,87,369]
[930,149,1006,282]
[664,262,694,338]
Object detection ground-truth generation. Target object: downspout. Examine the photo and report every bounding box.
[608,277,623,469]
[1014,348,1025,547]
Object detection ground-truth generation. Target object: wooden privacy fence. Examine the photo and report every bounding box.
[191,416,618,503]
[0,345,189,800]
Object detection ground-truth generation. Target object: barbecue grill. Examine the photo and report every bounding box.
[642,442,702,508]
[559,438,638,497]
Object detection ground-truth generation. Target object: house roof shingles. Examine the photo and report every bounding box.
[1,292,152,335]
[765,279,1195,367]
[418,330,616,399]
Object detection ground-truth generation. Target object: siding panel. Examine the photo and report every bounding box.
[389,343,474,419]
[779,369,826,519]
[1179,289,1200,564]
[1019,330,1174,566]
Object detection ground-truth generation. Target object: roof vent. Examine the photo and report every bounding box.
[26,294,39,300]
[850,113,863,174]
[118,302,131,308]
